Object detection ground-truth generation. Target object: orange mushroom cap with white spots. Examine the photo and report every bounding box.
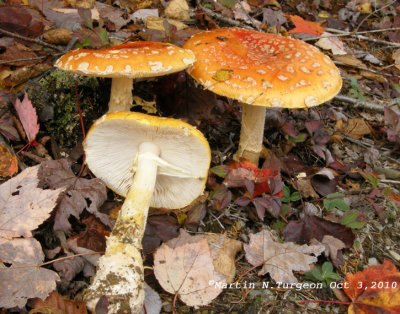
[55,41,195,112]
[55,41,195,78]
[183,27,342,108]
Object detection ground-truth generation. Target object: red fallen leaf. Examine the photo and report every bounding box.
[343,260,400,313]
[283,214,355,248]
[287,15,324,36]
[226,159,283,197]
[13,91,39,143]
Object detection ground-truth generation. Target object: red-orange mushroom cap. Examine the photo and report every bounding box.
[183,28,342,164]
[183,27,342,108]
[55,41,195,112]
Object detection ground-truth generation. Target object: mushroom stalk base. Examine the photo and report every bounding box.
[236,104,267,165]
[108,77,134,112]
[83,142,160,314]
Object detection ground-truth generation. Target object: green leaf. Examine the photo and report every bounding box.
[98,29,109,45]
[290,191,300,202]
[323,193,350,211]
[282,186,291,202]
[210,165,230,178]
[321,262,333,276]
[218,0,237,8]
[341,212,366,229]
[288,133,307,143]
[272,220,285,232]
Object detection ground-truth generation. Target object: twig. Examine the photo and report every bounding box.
[324,27,400,47]
[195,0,254,30]
[334,94,389,112]
[333,60,392,77]
[0,56,47,65]
[0,28,63,51]
[355,0,397,33]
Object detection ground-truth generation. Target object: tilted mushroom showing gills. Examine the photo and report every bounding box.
[55,42,195,112]
[183,28,342,164]
[82,112,211,313]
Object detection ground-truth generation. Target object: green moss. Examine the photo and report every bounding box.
[27,69,110,146]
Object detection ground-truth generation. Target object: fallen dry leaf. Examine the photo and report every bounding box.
[13,91,39,143]
[143,214,179,254]
[0,165,64,239]
[38,159,109,233]
[164,0,190,20]
[311,235,345,267]
[154,230,227,306]
[0,143,18,177]
[334,54,365,68]
[343,260,400,313]
[244,229,324,283]
[393,49,400,70]
[316,33,347,55]
[207,234,242,283]
[43,28,74,45]
[283,214,355,248]
[335,118,371,140]
[30,291,86,314]
[0,237,60,308]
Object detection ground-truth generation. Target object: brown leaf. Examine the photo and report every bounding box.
[3,62,52,89]
[30,291,87,314]
[0,165,64,239]
[207,234,242,283]
[335,118,371,140]
[343,260,400,313]
[38,159,109,233]
[43,28,74,45]
[283,214,355,248]
[0,143,18,177]
[53,253,85,281]
[0,6,44,37]
[334,55,365,68]
[1,42,38,66]
[154,230,226,306]
[143,215,179,254]
[244,229,324,283]
[0,238,59,309]
[310,235,345,267]
[295,177,319,199]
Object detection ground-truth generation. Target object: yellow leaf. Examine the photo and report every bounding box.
[212,69,233,82]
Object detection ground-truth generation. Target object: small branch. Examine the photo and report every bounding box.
[0,56,47,65]
[195,0,254,30]
[0,28,63,51]
[333,60,392,77]
[334,94,392,112]
[324,27,400,48]
[355,0,397,33]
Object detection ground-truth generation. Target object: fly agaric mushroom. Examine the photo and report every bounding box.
[183,28,342,164]
[55,41,195,112]
[82,112,211,313]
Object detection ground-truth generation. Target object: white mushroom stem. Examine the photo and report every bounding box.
[108,77,134,112]
[236,104,267,165]
[83,142,202,313]
[83,142,160,313]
